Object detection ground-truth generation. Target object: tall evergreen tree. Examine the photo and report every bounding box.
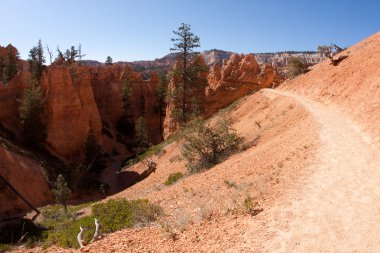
[169,23,208,124]
[28,40,45,81]
[155,73,167,133]
[19,80,46,146]
[2,44,19,83]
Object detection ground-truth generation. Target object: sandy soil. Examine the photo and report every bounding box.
[259,89,380,252]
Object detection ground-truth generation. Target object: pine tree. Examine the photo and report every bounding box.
[135,116,149,149]
[52,174,71,211]
[105,56,113,66]
[2,44,19,83]
[19,80,46,146]
[169,23,208,124]
[64,46,79,63]
[28,40,45,81]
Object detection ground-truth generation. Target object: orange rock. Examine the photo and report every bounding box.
[41,65,102,156]
[164,53,278,138]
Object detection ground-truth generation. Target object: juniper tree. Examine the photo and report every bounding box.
[2,44,19,83]
[169,23,208,125]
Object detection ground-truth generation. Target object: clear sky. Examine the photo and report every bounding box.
[1,0,379,62]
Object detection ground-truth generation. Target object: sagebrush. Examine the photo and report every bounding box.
[182,117,242,172]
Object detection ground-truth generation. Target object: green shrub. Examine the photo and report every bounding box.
[43,216,95,249]
[182,117,242,173]
[92,199,162,233]
[34,199,162,249]
[0,244,12,252]
[164,172,184,186]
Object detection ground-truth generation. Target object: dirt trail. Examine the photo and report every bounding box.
[259,88,380,252]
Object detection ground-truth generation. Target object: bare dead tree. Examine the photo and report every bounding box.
[77,44,86,65]
[77,218,103,249]
[77,226,86,248]
[90,218,102,243]
[332,43,345,53]
[46,45,53,65]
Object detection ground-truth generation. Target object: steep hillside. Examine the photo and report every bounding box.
[281,31,380,145]
[0,127,52,220]
[20,32,380,252]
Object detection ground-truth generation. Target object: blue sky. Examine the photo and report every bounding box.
[1,0,379,62]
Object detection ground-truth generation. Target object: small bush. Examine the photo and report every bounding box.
[224,179,238,189]
[287,57,305,79]
[92,199,162,233]
[182,117,242,173]
[43,216,94,249]
[242,197,263,216]
[164,172,184,186]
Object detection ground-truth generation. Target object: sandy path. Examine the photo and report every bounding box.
[259,88,380,252]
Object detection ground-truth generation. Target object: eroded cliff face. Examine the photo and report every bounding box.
[205,53,277,116]
[0,143,52,220]
[0,61,163,218]
[41,66,102,156]
[163,53,279,138]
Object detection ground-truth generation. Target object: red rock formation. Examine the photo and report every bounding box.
[91,64,162,152]
[40,65,102,156]
[164,53,278,138]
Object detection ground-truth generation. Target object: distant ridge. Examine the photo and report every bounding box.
[81,49,324,75]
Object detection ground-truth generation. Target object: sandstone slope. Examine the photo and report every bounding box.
[24,32,380,252]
